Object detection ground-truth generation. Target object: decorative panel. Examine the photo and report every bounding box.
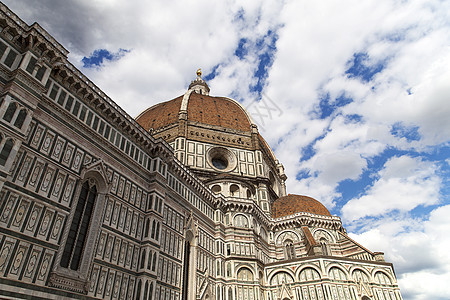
[50,136,66,162]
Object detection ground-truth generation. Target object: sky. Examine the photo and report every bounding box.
[4,0,449,299]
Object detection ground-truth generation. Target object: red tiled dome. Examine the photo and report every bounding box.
[136,93,253,133]
[135,95,183,131]
[272,194,331,218]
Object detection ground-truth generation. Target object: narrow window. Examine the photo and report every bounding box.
[143,281,149,299]
[149,282,153,300]
[60,181,97,270]
[3,102,17,122]
[109,128,116,143]
[49,84,59,100]
[57,90,67,105]
[151,220,156,239]
[13,109,27,129]
[135,279,142,300]
[140,249,146,269]
[103,125,110,139]
[92,116,99,131]
[26,57,37,74]
[98,120,105,135]
[35,66,46,81]
[151,253,157,271]
[65,96,74,111]
[86,111,93,126]
[4,50,17,68]
[120,137,125,151]
[115,133,121,147]
[0,41,7,58]
[182,241,191,300]
[144,218,150,237]
[72,101,80,116]
[155,222,160,240]
[0,138,14,166]
[79,106,87,121]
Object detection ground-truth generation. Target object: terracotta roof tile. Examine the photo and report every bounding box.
[187,93,251,132]
[136,96,183,131]
[272,194,331,218]
[135,93,252,132]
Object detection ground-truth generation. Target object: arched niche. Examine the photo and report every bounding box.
[237,267,254,281]
[269,271,294,286]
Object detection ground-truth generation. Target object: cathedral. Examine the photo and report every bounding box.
[0,3,403,300]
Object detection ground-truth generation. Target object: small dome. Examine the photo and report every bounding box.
[272,194,331,218]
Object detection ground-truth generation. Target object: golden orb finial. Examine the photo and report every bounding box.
[196,68,202,77]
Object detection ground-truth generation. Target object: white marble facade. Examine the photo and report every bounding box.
[0,3,402,300]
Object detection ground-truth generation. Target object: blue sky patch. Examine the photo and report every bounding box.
[344,114,363,123]
[251,30,278,94]
[390,122,421,141]
[82,48,129,68]
[299,133,328,162]
[295,169,311,180]
[205,64,220,81]
[345,52,385,82]
[317,93,353,118]
[235,38,248,59]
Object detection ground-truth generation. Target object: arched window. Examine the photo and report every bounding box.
[155,222,160,240]
[260,227,268,241]
[270,272,294,286]
[374,271,392,285]
[234,214,248,228]
[144,218,150,237]
[3,102,17,122]
[246,189,252,198]
[228,287,233,300]
[135,279,142,300]
[152,253,157,271]
[0,138,14,166]
[230,184,239,197]
[237,267,254,281]
[352,269,370,283]
[13,108,27,129]
[299,268,321,281]
[284,239,295,260]
[60,181,97,270]
[320,238,329,255]
[151,220,156,238]
[211,184,221,194]
[143,281,149,300]
[140,249,146,269]
[328,267,347,281]
[149,282,153,300]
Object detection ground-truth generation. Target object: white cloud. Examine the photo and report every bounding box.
[342,155,442,221]
[350,205,450,300]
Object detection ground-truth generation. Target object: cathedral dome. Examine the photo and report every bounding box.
[136,70,254,133]
[136,93,253,132]
[272,194,331,218]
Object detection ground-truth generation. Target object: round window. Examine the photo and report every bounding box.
[212,157,228,169]
[207,147,237,172]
